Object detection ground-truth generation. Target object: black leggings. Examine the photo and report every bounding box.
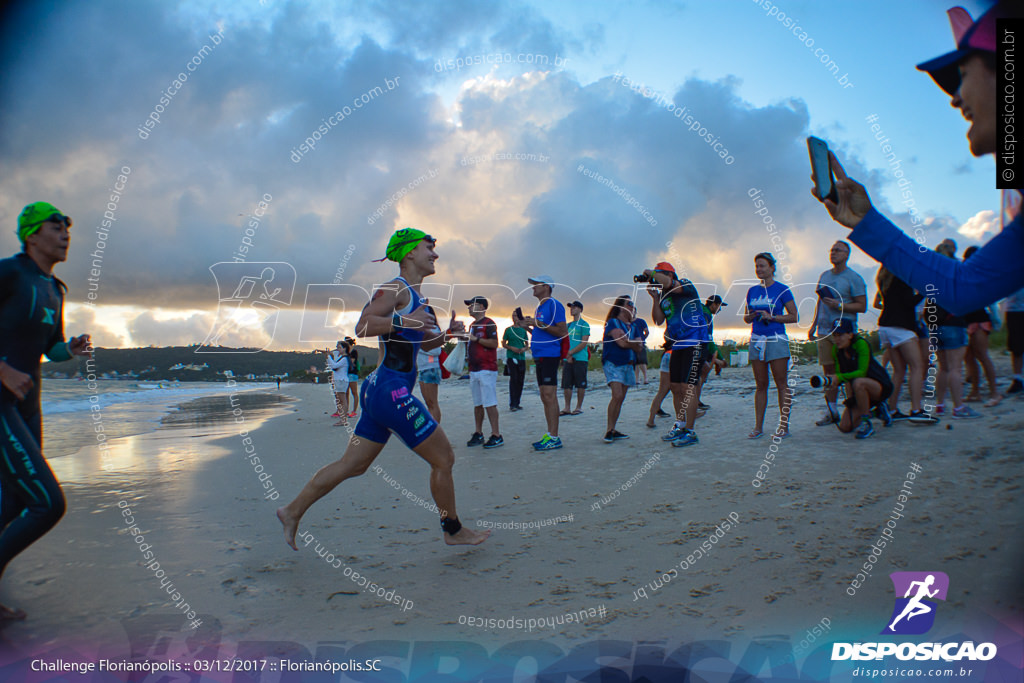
[0,401,65,579]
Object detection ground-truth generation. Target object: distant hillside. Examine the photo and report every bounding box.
[41,345,380,382]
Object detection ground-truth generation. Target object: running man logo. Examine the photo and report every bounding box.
[882,571,949,635]
[198,262,296,354]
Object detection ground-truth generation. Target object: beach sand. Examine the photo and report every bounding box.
[2,362,1021,664]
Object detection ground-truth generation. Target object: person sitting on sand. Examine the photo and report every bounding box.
[828,319,894,439]
[278,228,490,548]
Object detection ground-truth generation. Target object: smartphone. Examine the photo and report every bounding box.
[514,307,523,320]
[807,136,837,203]
[815,286,833,299]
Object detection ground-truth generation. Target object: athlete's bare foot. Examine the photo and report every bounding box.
[0,603,27,622]
[444,527,491,546]
[277,506,300,550]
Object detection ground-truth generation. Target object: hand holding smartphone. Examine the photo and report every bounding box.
[807,136,838,203]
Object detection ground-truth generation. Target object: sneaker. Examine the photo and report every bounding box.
[610,430,629,441]
[815,411,839,426]
[603,431,615,443]
[331,412,341,418]
[698,401,710,410]
[533,435,563,451]
[907,409,939,424]
[348,411,357,418]
[483,435,504,449]
[952,405,983,419]
[662,424,687,441]
[467,432,484,447]
[890,408,909,422]
[934,404,946,416]
[855,418,874,439]
[875,402,893,427]
[655,409,670,417]
[671,430,699,447]
[1008,378,1024,394]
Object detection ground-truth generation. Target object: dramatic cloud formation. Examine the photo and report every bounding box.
[0,0,997,349]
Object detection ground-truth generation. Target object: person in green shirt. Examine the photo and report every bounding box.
[561,301,590,415]
[501,317,529,411]
[828,319,894,439]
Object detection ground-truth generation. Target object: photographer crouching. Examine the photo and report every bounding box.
[815,319,894,439]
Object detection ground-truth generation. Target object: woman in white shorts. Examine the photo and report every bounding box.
[743,252,798,438]
[875,266,934,422]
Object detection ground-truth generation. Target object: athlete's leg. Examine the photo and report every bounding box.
[647,370,670,427]
[410,428,489,545]
[0,406,66,582]
[277,436,387,550]
[539,385,559,436]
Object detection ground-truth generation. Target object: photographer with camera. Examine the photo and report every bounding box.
[640,262,707,448]
[822,319,894,439]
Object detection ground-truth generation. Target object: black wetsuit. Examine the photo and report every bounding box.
[0,253,70,578]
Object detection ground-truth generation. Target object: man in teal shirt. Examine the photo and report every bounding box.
[561,300,590,415]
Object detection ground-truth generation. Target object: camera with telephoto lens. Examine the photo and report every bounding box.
[633,273,650,283]
[809,375,834,389]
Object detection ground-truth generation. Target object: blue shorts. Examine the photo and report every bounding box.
[347,373,359,382]
[418,367,441,385]
[603,362,636,387]
[354,371,438,449]
[935,325,968,350]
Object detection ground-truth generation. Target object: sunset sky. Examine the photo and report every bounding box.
[0,0,1000,350]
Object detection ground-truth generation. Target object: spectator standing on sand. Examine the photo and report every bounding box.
[502,316,528,411]
[560,300,589,417]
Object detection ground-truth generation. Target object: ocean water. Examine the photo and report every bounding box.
[39,379,290,459]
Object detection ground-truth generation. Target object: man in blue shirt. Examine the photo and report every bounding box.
[514,275,568,451]
[819,2,1023,314]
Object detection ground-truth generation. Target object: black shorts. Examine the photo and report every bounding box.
[560,360,588,389]
[669,344,704,385]
[535,357,561,386]
[1007,311,1024,356]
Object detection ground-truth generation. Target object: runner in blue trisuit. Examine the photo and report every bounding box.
[278,229,490,548]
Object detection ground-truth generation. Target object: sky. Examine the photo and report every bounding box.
[0,0,1002,351]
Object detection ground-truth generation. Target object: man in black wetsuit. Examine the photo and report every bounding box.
[0,202,90,621]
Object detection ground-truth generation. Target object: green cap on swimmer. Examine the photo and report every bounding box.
[17,201,71,242]
[373,227,435,263]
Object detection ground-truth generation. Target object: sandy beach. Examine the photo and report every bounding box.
[2,363,1021,676]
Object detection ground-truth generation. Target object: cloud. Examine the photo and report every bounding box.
[957,209,999,242]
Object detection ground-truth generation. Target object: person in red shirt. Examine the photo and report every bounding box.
[463,296,503,449]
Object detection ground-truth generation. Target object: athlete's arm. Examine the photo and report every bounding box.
[356,283,403,338]
[0,361,33,401]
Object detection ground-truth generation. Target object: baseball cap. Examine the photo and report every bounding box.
[373,228,435,263]
[832,318,855,335]
[705,295,728,307]
[916,3,1012,96]
[528,275,555,287]
[464,296,489,308]
[654,261,676,274]
[18,201,71,242]
[568,300,584,310]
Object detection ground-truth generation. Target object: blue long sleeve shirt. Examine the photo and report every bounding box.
[849,198,1024,316]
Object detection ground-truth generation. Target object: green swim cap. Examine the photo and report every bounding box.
[376,228,434,263]
[18,201,70,242]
